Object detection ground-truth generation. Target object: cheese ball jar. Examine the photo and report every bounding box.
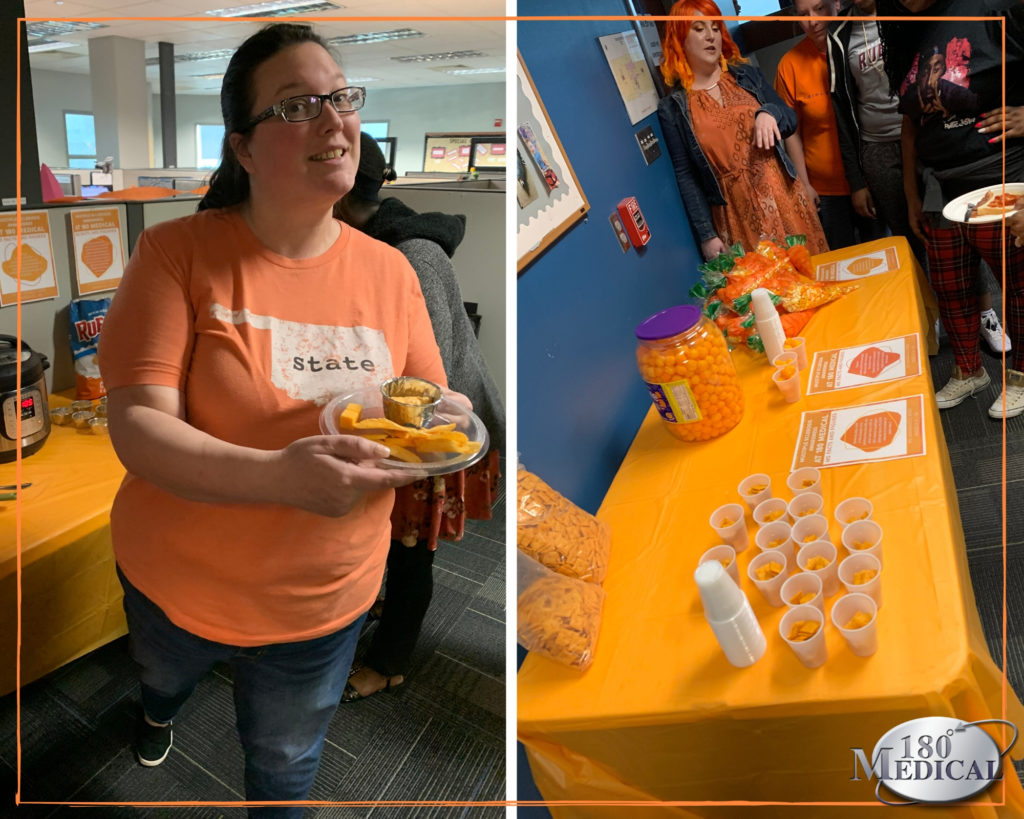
[635,305,744,442]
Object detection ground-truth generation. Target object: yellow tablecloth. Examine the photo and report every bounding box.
[517,237,1023,817]
[0,393,126,695]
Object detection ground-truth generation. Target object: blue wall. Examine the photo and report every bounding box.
[517,3,703,514]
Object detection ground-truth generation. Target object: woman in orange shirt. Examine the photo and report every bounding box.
[657,0,827,260]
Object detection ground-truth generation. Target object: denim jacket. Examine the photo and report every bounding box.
[656,63,799,244]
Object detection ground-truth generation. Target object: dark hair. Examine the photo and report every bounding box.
[876,0,919,99]
[198,23,331,211]
[345,132,397,206]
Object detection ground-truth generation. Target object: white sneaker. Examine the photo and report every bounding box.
[980,309,1011,354]
[987,369,1024,419]
[935,367,991,409]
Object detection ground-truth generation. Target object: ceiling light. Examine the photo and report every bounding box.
[392,50,485,63]
[28,40,77,53]
[146,49,236,66]
[26,21,106,38]
[442,67,505,75]
[205,0,340,17]
[326,29,424,46]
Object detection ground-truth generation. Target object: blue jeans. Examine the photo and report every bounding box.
[118,567,365,818]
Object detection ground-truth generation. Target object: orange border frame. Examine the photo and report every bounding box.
[9,7,1007,810]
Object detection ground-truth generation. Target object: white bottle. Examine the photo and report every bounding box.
[694,560,766,668]
[751,287,786,364]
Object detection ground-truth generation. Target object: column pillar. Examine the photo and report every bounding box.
[0,1,42,205]
[87,35,151,168]
[158,41,177,168]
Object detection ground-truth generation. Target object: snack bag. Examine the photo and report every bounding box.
[517,465,611,583]
[68,297,110,399]
[517,549,605,671]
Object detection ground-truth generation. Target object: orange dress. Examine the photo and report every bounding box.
[690,73,828,254]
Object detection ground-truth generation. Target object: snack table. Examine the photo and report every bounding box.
[0,393,126,696]
[517,237,1024,817]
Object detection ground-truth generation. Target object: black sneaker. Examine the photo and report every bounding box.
[135,709,173,767]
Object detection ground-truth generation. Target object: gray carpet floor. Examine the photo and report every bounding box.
[1,465,506,817]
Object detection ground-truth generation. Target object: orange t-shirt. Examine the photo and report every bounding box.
[98,207,445,646]
[774,37,851,196]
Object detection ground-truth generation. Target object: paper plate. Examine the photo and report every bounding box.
[319,388,489,476]
[941,183,1024,224]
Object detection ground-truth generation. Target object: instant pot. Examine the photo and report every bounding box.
[0,335,51,462]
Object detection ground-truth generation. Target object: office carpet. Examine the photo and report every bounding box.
[516,316,1024,817]
[1,467,506,817]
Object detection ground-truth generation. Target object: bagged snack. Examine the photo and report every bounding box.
[517,549,605,671]
[689,236,858,353]
[517,465,610,583]
[69,297,111,399]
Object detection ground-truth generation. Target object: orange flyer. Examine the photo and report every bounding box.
[816,243,899,282]
[0,211,58,306]
[807,334,921,394]
[792,395,926,469]
[69,207,126,294]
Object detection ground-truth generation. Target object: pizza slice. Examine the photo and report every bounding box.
[973,189,1021,218]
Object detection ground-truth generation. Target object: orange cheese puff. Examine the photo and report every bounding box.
[853,569,878,584]
[779,364,796,380]
[844,611,873,629]
[754,561,783,580]
[851,540,872,550]
[765,509,784,521]
[802,534,820,543]
[804,556,831,570]
[788,620,820,641]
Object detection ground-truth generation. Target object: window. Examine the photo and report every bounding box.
[196,123,226,169]
[64,111,96,169]
[361,120,389,140]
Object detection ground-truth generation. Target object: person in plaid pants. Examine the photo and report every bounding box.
[878,0,1024,417]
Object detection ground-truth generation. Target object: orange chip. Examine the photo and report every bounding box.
[790,591,815,605]
[765,509,784,521]
[844,611,873,630]
[788,620,820,641]
[802,533,819,543]
[805,556,830,570]
[719,558,732,568]
[754,561,783,581]
[718,516,734,527]
[853,569,878,584]
[801,479,815,488]
[748,483,767,494]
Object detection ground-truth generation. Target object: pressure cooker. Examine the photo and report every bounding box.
[0,335,51,462]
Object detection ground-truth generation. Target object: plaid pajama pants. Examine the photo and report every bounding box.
[922,214,1024,374]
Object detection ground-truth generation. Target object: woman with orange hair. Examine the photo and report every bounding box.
[657,0,828,259]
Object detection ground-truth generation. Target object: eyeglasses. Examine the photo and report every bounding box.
[242,86,366,131]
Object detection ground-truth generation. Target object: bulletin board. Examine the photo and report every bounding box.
[422,132,504,173]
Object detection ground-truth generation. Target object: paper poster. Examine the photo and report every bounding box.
[792,395,926,469]
[69,207,125,295]
[807,334,922,395]
[598,31,659,125]
[816,243,900,282]
[0,211,58,306]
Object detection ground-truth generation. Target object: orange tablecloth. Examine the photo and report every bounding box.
[518,237,1023,817]
[0,393,126,695]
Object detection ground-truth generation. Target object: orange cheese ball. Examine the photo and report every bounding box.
[637,319,744,442]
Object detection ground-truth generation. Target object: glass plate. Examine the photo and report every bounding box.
[319,388,489,476]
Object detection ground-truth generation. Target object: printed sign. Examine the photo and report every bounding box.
[816,244,900,281]
[0,212,58,306]
[69,207,126,295]
[808,334,922,394]
[793,395,926,469]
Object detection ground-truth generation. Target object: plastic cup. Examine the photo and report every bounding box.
[781,571,824,614]
[796,540,840,597]
[753,497,790,527]
[838,552,883,608]
[831,592,879,656]
[772,351,798,369]
[754,520,795,566]
[738,473,773,510]
[792,513,831,547]
[779,604,827,667]
[747,549,789,607]
[842,519,883,565]
[834,497,873,528]
[699,544,740,585]
[787,467,821,496]
[783,336,808,370]
[710,503,749,553]
[772,364,800,403]
[788,492,824,520]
